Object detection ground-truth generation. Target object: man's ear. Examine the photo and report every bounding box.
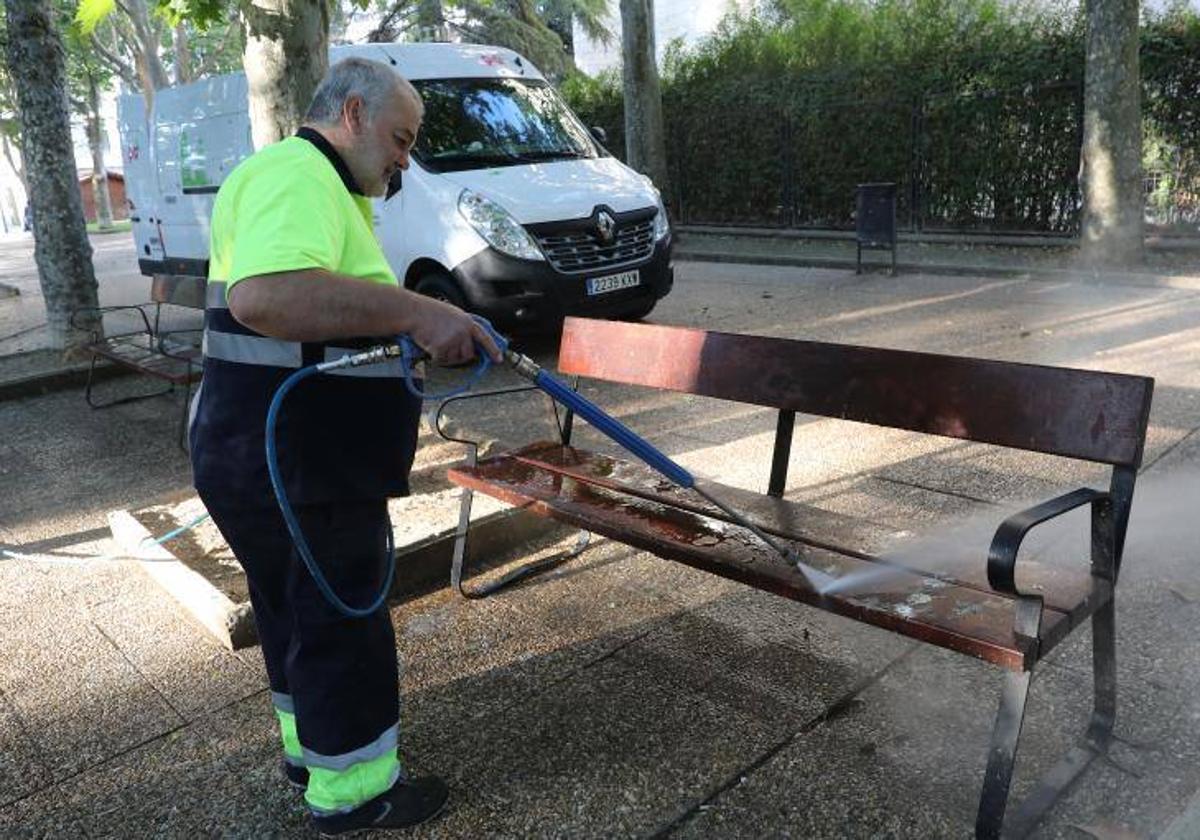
[343,95,367,135]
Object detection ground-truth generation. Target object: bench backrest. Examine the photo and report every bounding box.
[557,318,1154,467]
[150,274,206,309]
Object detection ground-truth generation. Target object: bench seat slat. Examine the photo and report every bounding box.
[449,454,1107,671]
[506,441,1103,625]
[89,338,202,385]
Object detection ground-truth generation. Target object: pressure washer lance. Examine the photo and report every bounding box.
[499,344,834,593]
[269,319,832,619]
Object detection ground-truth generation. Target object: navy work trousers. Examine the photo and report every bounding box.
[200,497,399,760]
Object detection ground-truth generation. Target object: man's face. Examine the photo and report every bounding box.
[341,85,422,197]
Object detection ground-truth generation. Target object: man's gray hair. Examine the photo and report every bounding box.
[305,57,418,124]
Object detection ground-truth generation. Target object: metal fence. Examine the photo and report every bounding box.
[664,82,1088,234]
[580,78,1200,237]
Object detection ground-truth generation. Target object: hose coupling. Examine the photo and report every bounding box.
[505,349,542,381]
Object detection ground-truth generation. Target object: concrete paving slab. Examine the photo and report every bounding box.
[0,688,52,809]
[191,692,322,837]
[5,711,227,839]
[84,568,266,720]
[681,586,917,676]
[0,600,184,779]
[429,655,780,839]
[0,556,185,781]
[611,598,910,729]
[874,443,1110,505]
[391,538,694,756]
[0,794,91,840]
[671,643,1177,839]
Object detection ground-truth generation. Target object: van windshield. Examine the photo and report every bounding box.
[411,78,600,173]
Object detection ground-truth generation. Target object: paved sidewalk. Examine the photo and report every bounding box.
[3,239,1200,838]
[675,226,1200,290]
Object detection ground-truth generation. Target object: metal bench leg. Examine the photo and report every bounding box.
[976,668,1034,839]
[83,355,174,409]
[176,372,194,454]
[449,447,591,600]
[999,597,1117,839]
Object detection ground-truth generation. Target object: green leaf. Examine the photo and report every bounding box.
[75,0,116,35]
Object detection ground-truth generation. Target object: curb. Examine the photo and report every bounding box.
[0,359,131,403]
[108,504,562,651]
[109,509,257,650]
[674,248,1200,290]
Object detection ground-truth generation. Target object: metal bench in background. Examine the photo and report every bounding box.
[70,274,205,451]
[443,316,1154,839]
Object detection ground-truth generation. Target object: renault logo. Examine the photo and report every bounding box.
[596,210,616,244]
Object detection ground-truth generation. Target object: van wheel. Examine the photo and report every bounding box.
[415,272,467,309]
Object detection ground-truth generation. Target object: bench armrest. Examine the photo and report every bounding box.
[987,487,1110,596]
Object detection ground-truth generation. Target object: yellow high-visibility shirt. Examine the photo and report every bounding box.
[208,135,396,290]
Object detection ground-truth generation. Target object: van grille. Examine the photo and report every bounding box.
[532,217,656,274]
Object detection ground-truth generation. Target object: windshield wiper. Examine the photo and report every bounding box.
[425,152,524,165]
[512,149,590,162]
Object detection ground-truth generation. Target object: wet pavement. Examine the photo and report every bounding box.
[2,232,1200,838]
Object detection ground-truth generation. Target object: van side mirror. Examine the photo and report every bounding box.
[385,169,403,200]
[589,126,608,145]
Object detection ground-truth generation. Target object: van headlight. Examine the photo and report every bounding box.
[457,190,545,261]
[653,192,670,240]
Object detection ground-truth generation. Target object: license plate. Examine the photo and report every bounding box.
[586,270,641,296]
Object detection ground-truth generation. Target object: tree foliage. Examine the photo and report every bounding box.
[365,0,612,78]
[563,0,1200,234]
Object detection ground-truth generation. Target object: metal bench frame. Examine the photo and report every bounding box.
[70,275,205,451]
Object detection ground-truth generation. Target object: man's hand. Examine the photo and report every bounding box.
[407,295,503,366]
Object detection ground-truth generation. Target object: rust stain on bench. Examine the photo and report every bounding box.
[449,451,1101,671]
[508,441,1104,621]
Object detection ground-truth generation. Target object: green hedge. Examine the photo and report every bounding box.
[563,1,1200,234]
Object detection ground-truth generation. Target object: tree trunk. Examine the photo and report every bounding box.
[3,0,101,355]
[1080,0,1142,266]
[129,0,170,90]
[242,0,329,148]
[86,73,115,230]
[620,0,669,195]
[174,23,193,85]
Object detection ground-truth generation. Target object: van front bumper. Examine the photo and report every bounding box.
[451,236,674,330]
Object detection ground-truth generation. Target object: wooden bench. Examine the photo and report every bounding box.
[442,317,1154,839]
[70,274,205,450]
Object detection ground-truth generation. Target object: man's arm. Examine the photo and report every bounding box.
[227,269,501,365]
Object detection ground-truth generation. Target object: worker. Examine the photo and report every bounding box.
[190,57,500,835]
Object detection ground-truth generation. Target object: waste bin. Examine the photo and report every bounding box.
[855,182,897,275]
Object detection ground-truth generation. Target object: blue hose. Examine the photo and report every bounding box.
[266,365,397,618]
[266,316,509,618]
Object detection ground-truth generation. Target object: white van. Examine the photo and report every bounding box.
[118,43,674,328]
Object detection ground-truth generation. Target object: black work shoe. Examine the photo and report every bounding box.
[282,761,308,790]
[312,775,449,836]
